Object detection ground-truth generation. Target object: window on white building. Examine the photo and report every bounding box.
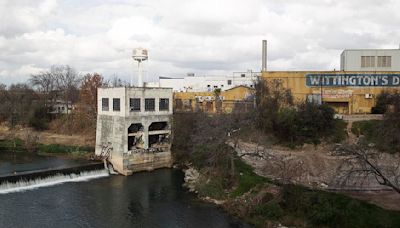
[378,56,391,67]
[227,80,232,85]
[159,98,169,111]
[130,98,140,111]
[113,98,120,111]
[145,98,155,111]
[361,56,375,67]
[102,98,109,111]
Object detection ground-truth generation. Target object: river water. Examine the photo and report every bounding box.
[0,153,250,228]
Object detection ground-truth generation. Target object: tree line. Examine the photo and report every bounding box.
[0,65,128,133]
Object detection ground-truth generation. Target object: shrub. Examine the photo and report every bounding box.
[270,102,339,146]
[29,106,51,130]
[280,185,400,227]
[254,200,284,220]
[255,79,342,146]
[351,120,381,138]
[372,92,392,114]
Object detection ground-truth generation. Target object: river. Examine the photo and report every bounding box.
[0,152,250,228]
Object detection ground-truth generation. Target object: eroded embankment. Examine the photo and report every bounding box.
[231,141,400,211]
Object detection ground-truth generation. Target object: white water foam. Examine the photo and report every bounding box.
[0,169,110,194]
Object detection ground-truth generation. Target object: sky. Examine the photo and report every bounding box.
[1,0,400,85]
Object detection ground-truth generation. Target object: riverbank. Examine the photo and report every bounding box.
[0,138,93,158]
[233,140,400,211]
[0,124,95,148]
[181,148,400,228]
[0,124,94,159]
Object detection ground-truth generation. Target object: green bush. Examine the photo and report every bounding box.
[0,138,25,152]
[29,106,51,130]
[329,119,347,143]
[255,79,343,146]
[270,103,341,146]
[254,200,284,220]
[372,92,392,114]
[351,120,400,153]
[351,120,381,138]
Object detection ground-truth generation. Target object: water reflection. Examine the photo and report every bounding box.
[0,169,251,228]
[0,151,89,175]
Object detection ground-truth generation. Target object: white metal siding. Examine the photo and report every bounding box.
[341,49,400,71]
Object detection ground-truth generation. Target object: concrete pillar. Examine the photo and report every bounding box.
[143,123,149,149]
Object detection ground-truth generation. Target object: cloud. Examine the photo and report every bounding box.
[0,0,57,37]
[0,0,399,84]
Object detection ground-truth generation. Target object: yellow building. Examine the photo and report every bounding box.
[262,71,400,114]
[173,85,254,113]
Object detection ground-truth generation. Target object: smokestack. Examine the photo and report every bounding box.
[262,40,267,72]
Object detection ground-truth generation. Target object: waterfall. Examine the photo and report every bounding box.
[0,169,110,194]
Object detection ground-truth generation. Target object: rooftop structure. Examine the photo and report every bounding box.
[154,71,260,92]
[341,48,400,71]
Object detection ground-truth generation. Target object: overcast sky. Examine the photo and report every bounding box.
[1,0,399,84]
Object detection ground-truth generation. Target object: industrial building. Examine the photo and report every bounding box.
[95,87,173,175]
[95,48,173,175]
[174,85,254,113]
[170,41,400,115]
[152,71,259,92]
[341,48,400,71]
[262,43,400,114]
[262,71,400,114]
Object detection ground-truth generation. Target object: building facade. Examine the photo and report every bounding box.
[174,85,255,113]
[154,71,259,92]
[340,49,400,71]
[262,71,400,114]
[95,87,173,175]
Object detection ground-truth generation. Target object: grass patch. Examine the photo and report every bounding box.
[38,144,93,154]
[330,119,347,143]
[0,139,93,155]
[231,158,267,197]
[196,176,227,200]
[351,120,381,138]
[0,138,25,152]
[278,185,400,228]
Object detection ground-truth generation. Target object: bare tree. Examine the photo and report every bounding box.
[0,84,35,127]
[213,88,222,113]
[29,71,56,106]
[108,75,129,87]
[52,65,81,114]
[80,73,105,116]
[335,142,400,193]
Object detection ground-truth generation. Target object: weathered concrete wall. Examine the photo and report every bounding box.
[95,87,173,176]
[124,152,172,174]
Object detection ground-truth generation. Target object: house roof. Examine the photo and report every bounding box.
[224,85,255,92]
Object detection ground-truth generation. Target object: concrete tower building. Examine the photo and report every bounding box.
[95,49,173,175]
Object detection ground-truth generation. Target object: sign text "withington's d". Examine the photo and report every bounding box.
[306,74,400,87]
